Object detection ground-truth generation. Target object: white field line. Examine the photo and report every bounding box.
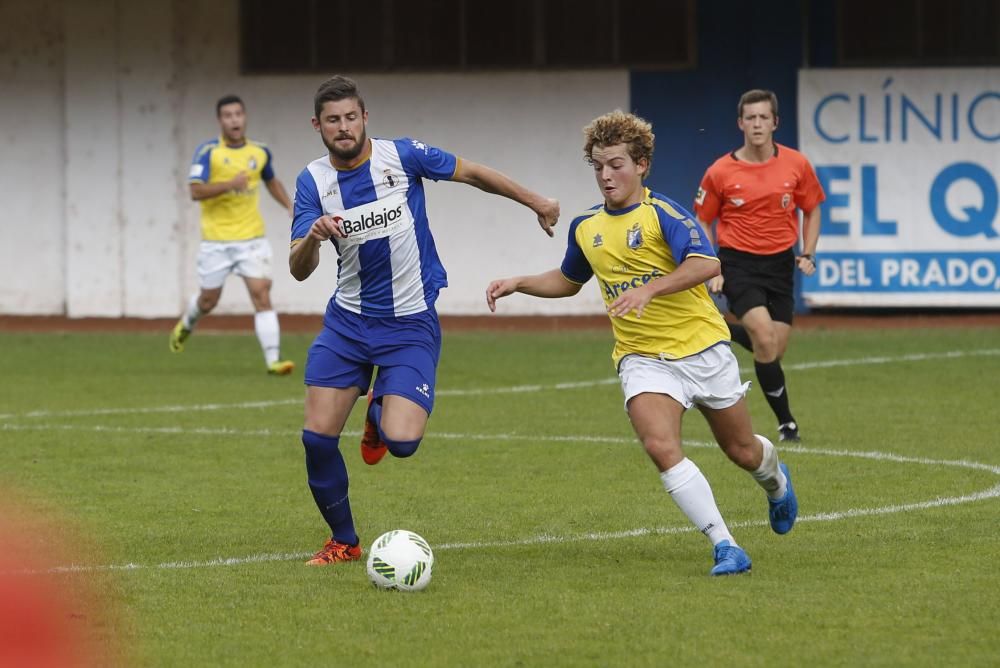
[11,440,1000,575]
[3,417,1000,485]
[1,348,998,423]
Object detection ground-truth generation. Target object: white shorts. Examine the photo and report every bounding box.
[619,344,750,410]
[196,238,274,289]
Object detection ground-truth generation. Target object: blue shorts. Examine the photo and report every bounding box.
[305,302,442,415]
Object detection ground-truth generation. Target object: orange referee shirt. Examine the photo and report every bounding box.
[694,143,824,255]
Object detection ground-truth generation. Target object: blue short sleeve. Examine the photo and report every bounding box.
[651,193,717,263]
[261,145,275,182]
[188,140,214,183]
[291,168,322,242]
[394,138,458,181]
[559,215,594,284]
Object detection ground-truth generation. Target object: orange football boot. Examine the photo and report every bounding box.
[305,538,362,565]
[360,390,388,465]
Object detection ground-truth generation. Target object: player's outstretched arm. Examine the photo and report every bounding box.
[608,256,720,319]
[452,160,560,237]
[486,269,580,312]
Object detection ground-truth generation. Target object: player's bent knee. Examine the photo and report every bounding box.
[719,436,760,469]
[382,435,421,458]
[301,429,341,465]
[641,437,682,462]
[198,296,220,312]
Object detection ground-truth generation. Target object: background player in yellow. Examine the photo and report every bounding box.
[170,95,296,375]
[486,110,798,575]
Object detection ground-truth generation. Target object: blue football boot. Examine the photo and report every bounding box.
[710,540,752,576]
[768,462,798,534]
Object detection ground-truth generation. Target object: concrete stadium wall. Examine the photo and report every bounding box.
[0,0,66,315]
[0,0,624,317]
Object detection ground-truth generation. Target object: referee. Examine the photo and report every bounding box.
[694,89,824,442]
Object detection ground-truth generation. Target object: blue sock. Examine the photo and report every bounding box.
[301,430,357,545]
[368,396,383,430]
[382,434,422,458]
[369,395,421,457]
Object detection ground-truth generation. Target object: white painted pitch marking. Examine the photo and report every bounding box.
[775,347,1000,372]
[16,439,1000,575]
[0,348,997,422]
[0,398,300,421]
[3,347,998,573]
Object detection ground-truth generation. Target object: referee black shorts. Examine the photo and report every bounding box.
[718,247,796,325]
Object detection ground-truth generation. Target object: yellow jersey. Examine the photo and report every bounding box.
[560,188,729,366]
[188,137,274,241]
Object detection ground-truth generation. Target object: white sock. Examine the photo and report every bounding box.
[254,310,281,365]
[751,434,788,499]
[660,458,735,546]
[181,294,203,330]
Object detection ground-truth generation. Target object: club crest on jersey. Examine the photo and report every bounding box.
[781,193,791,209]
[593,233,603,247]
[383,171,400,188]
[626,223,643,250]
[248,157,257,170]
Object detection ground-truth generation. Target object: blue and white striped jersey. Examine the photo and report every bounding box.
[291,138,458,318]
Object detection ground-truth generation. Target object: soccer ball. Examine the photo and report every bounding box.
[366,530,434,591]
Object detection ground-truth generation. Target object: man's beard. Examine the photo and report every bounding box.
[324,129,367,161]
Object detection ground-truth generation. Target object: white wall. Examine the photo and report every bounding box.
[0,0,65,314]
[0,0,626,317]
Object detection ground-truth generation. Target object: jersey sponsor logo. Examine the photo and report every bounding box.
[695,187,706,205]
[331,190,412,245]
[411,139,429,154]
[626,223,644,249]
[729,198,745,206]
[601,269,663,300]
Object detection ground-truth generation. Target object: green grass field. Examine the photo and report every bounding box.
[1,324,998,666]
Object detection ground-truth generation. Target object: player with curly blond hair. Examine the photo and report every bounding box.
[486,110,798,576]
